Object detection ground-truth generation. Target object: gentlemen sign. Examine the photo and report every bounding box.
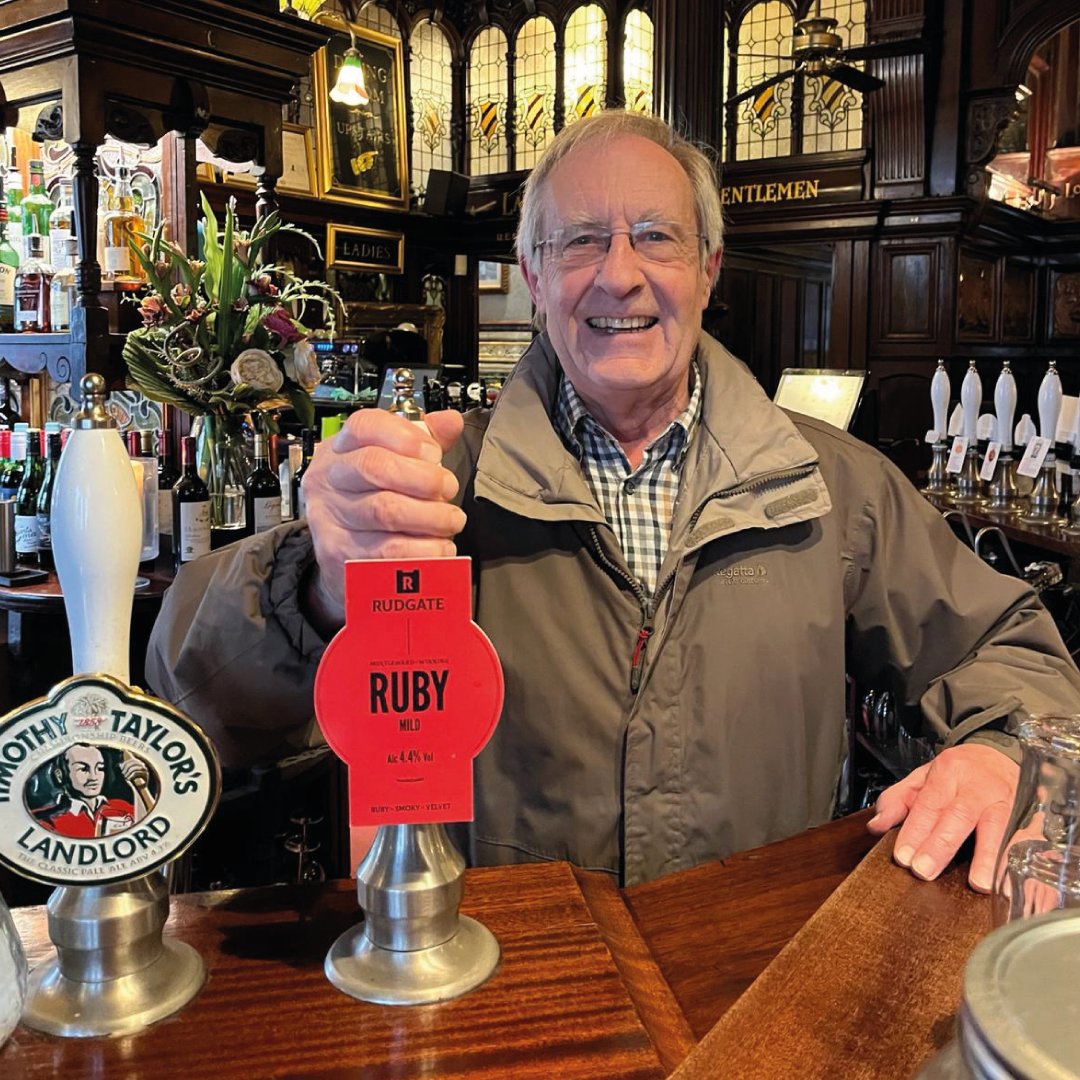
[327,223,405,273]
[315,558,503,826]
[720,166,863,208]
[0,675,220,887]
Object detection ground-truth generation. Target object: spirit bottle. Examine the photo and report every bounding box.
[291,428,315,520]
[49,235,77,332]
[4,148,22,258]
[127,430,159,563]
[101,166,146,283]
[48,175,73,268]
[12,234,52,332]
[35,431,62,571]
[173,434,211,570]
[0,196,19,332]
[20,159,52,258]
[14,429,43,563]
[244,432,283,534]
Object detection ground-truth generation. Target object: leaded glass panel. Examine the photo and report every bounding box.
[801,0,866,152]
[514,17,557,170]
[469,26,509,175]
[355,3,400,39]
[735,2,793,160]
[564,5,608,126]
[411,21,454,195]
[623,9,654,113]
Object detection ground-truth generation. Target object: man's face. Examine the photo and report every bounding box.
[521,134,720,414]
[65,745,105,799]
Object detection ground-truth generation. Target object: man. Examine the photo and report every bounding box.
[34,743,149,839]
[148,111,1080,888]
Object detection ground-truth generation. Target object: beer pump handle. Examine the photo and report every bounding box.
[1037,361,1062,444]
[994,361,1017,454]
[931,359,950,441]
[961,360,981,445]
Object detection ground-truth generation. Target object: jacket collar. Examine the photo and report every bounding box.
[473,332,831,542]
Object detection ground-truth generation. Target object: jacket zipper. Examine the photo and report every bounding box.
[586,526,677,693]
[687,464,817,533]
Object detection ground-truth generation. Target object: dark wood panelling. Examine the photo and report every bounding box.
[875,245,939,341]
[1049,270,1080,340]
[956,250,998,341]
[872,54,926,197]
[1001,259,1037,342]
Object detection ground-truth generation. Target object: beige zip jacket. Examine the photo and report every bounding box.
[148,333,1080,884]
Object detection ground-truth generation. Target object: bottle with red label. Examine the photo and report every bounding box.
[12,234,51,332]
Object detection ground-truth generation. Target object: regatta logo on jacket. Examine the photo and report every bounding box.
[716,564,770,585]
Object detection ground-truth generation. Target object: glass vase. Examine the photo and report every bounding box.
[992,715,1080,926]
[192,413,249,532]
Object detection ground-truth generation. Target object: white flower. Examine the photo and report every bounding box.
[284,339,321,392]
[230,348,284,392]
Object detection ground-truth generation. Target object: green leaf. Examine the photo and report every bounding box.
[287,386,315,430]
[200,192,222,303]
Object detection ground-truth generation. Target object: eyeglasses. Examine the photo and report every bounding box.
[534,220,705,269]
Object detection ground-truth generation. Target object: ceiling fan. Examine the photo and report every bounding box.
[726,12,920,110]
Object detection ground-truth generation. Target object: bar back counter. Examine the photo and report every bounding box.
[1,811,988,1079]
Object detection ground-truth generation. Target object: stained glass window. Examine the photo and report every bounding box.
[411,21,453,196]
[801,0,866,153]
[354,3,400,40]
[623,9,654,113]
[514,17,557,170]
[564,5,608,126]
[468,27,509,175]
[734,2,793,160]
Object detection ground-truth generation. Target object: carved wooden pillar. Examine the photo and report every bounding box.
[69,141,109,389]
[963,90,1018,199]
[452,54,468,175]
[653,0,723,151]
[255,174,280,221]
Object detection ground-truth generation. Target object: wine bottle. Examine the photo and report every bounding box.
[172,434,210,570]
[291,428,315,521]
[35,430,62,571]
[156,429,179,558]
[14,428,44,563]
[2,427,24,500]
[0,194,19,333]
[244,432,283,535]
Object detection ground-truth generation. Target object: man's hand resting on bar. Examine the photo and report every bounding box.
[867,743,1019,893]
[301,408,466,632]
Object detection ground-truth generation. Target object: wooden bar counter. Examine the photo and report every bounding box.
[0,811,991,1079]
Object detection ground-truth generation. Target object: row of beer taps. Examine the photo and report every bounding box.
[925,359,1080,532]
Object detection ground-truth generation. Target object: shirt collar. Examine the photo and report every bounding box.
[554,359,703,465]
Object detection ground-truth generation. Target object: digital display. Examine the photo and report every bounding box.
[773,369,865,431]
[313,341,336,353]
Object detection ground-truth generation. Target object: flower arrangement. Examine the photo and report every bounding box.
[123,195,342,431]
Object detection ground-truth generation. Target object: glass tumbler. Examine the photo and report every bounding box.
[992,715,1080,926]
[0,888,27,1047]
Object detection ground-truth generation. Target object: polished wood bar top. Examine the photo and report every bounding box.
[1,814,991,1079]
[922,490,1080,558]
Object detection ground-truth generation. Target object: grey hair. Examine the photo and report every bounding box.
[515,111,724,284]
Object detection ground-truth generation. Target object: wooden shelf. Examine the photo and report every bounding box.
[0,332,128,385]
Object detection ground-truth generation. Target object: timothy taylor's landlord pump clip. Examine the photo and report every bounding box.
[315,557,504,1006]
[0,675,221,1037]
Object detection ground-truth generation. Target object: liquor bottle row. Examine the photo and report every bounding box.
[0,148,146,333]
[3,424,316,575]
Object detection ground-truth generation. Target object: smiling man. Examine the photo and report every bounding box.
[149,112,1080,888]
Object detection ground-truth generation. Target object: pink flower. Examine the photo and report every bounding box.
[138,295,168,328]
[248,274,279,298]
[262,306,303,345]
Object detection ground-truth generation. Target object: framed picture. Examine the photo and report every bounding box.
[279,123,317,197]
[313,14,409,210]
[478,261,511,293]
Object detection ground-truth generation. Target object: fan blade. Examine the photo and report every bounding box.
[725,69,797,108]
[844,37,922,62]
[826,64,885,94]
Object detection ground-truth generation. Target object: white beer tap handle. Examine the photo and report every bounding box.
[961,360,981,445]
[51,374,142,683]
[994,361,1017,454]
[1037,361,1062,444]
[930,359,950,442]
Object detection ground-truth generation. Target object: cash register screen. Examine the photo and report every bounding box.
[773,369,865,431]
[376,366,441,411]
